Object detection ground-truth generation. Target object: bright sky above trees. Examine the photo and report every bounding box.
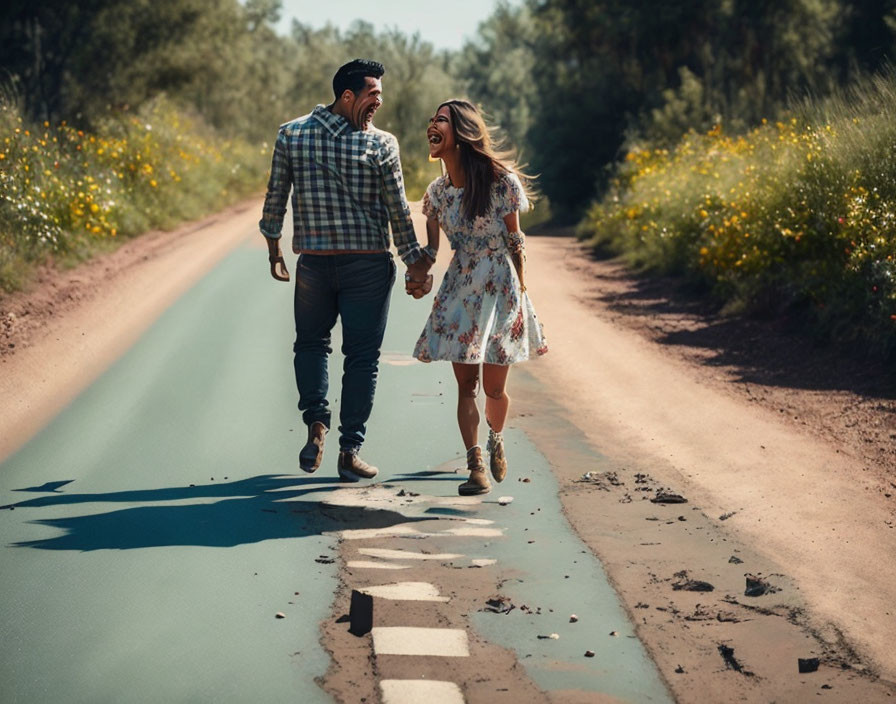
[275,0,517,50]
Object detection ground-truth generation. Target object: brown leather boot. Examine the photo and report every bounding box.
[458,446,491,496]
[299,421,327,473]
[487,428,507,483]
[337,450,379,482]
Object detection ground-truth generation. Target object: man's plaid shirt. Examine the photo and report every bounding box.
[259,105,422,264]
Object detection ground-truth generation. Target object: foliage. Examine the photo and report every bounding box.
[0,1,463,293]
[578,71,896,355]
[0,97,266,292]
[0,1,455,195]
[457,0,896,213]
[454,2,538,156]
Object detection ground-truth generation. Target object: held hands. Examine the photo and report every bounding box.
[405,254,434,299]
[405,273,433,298]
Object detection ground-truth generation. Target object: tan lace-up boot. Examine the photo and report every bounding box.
[337,450,379,482]
[299,421,327,473]
[458,445,491,496]
[487,428,507,483]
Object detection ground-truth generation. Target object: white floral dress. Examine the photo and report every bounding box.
[413,172,548,365]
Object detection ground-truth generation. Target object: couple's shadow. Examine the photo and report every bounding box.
[3,472,459,552]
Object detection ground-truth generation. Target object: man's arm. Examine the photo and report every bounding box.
[379,138,432,280]
[259,128,292,282]
[406,215,440,298]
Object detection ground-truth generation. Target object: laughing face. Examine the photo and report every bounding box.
[427,105,456,159]
[347,76,383,130]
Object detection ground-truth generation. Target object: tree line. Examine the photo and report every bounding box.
[460,0,896,215]
[3,0,895,211]
[0,0,459,195]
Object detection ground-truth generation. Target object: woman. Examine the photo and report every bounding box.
[409,99,548,496]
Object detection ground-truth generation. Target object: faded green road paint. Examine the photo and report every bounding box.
[0,244,338,704]
[1,240,670,702]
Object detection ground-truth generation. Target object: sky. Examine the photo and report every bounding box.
[274,0,516,51]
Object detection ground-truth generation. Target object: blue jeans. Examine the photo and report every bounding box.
[293,252,396,451]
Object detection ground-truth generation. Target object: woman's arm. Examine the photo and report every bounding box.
[502,211,526,292]
[425,214,440,258]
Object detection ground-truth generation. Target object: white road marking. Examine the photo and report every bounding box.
[359,548,463,561]
[336,525,436,540]
[323,486,483,509]
[380,680,465,704]
[380,353,419,367]
[429,496,483,506]
[440,526,504,537]
[346,561,411,570]
[372,627,470,657]
[322,486,417,508]
[471,558,497,567]
[360,582,450,602]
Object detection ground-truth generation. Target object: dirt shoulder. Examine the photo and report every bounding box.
[518,232,896,700]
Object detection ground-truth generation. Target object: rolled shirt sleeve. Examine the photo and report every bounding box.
[259,128,292,240]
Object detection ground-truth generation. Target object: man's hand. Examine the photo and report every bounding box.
[406,256,431,282]
[404,255,433,298]
[405,274,433,299]
[269,254,290,282]
[265,238,290,282]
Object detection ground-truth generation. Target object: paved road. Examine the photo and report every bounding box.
[0,235,671,702]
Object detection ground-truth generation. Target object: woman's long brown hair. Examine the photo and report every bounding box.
[438,99,534,221]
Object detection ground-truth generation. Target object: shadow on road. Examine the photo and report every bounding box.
[2,474,435,551]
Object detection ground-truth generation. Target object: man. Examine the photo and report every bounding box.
[259,58,433,481]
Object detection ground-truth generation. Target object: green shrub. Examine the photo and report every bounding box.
[0,96,267,293]
[579,71,896,356]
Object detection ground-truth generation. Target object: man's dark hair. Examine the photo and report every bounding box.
[332,59,385,99]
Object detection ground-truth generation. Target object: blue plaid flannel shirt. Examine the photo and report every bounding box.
[259,105,422,265]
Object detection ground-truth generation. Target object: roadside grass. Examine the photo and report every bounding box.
[0,96,267,294]
[579,71,896,356]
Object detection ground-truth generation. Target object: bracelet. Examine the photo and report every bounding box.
[505,230,525,254]
[422,245,438,261]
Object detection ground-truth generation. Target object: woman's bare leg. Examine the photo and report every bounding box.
[482,363,510,432]
[452,362,481,450]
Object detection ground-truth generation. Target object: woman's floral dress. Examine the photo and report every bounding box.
[413,172,548,365]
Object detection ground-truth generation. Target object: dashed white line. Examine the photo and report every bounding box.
[358,548,464,561]
[440,526,504,537]
[371,627,470,657]
[360,582,450,602]
[346,560,411,570]
[380,679,465,704]
[337,525,435,540]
